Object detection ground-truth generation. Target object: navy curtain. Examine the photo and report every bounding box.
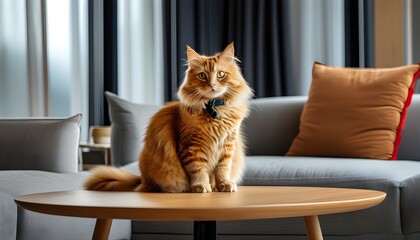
[163,0,291,101]
[102,0,118,125]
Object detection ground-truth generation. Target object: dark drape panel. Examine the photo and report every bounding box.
[88,0,118,126]
[363,0,375,68]
[344,0,374,68]
[344,0,359,67]
[88,0,103,127]
[163,0,289,101]
[103,0,118,125]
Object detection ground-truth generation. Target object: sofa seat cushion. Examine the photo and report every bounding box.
[244,156,420,235]
[0,171,89,196]
[124,157,420,236]
[0,170,130,240]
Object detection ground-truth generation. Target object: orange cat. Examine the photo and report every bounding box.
[84,43,253,193]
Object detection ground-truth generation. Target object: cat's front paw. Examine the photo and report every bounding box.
[217,181,237,192]
[191,183,212,193]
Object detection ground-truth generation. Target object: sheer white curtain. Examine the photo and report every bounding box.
[117,0,164,105]
[0,0,89,139]
[287,0,345,95]
[0,0,31,116]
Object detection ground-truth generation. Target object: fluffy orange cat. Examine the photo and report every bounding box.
[84,43,253,193]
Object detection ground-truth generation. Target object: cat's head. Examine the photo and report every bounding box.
[178,43,253,108]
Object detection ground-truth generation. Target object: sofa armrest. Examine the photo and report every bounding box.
[243,96,306,156]
[0,192,17,240]
[0,114,82,173]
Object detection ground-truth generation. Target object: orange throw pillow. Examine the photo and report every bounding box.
[286,62,420,160]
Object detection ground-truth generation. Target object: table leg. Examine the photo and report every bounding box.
[194,221,217,240]
[92,218,113,240]
[78,147,84,171]
[304,216,323,240]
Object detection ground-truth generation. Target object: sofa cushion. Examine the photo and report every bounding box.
[105,92,161,166]
[124,156,420,236]
[287,63,420,160]
[0,114,82,173]
[244,156,420,235]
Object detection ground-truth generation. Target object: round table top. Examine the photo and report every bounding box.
[14,186,386,221]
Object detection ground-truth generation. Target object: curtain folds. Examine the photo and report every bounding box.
[0,0,89,140]
[162,0,345,100]
[0,0,31,116]
[163,0,289,100]
[26,0,48,117]
[117,0,164,106]
[344,0,374,68]
[287,0,345,95]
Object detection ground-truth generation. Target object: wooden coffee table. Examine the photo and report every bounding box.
[14,186,385,240]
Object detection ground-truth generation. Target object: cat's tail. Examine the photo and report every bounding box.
[84,166,142,191]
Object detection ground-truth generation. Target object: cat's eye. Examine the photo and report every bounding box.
[217,71,226,78]
[198,72,206,80]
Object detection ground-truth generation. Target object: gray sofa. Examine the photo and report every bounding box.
[106,92,420,240]
[2,93,420,240]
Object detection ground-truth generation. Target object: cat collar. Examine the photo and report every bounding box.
[205,99,226,119]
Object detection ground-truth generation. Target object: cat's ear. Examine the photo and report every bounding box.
[186,45,201,62]
[220,42,235,65]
